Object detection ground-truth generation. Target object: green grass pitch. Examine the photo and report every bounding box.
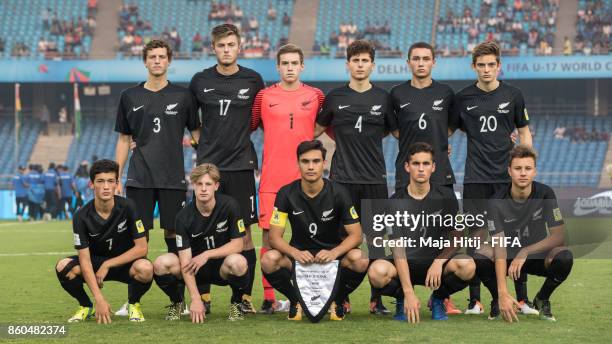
[0,218,610,343]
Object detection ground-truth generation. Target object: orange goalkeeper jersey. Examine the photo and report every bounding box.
[251,83,324,193]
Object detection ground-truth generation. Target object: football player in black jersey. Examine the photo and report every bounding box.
[455,41,534,315]
[152,163,249,322]
[474,145,573,322]
[260,140,369,321]
[368,143,475,323]
[114,39,200,316]
[314,40,394,315]
[55,160,153,324]
[189,23,264,314]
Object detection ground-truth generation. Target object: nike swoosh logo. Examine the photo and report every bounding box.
[400,103,410,108]
[269,103,279,107]
[467,106,478,111]
[203,88,215,93]
[132,105,144,111]
[117,227,127,233]
[90,232,101,237]
[191,232,203,238]
[338,105,350,109]
[292,210,304,215]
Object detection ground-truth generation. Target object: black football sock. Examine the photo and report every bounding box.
[370,285,382,302]
[433,272,468,299]
[154,273,182,304]
[537,250,573,300]
[335,267,366,304]
[57,273,93,308]
[378,278,403,299]
[128,279,152,304]
[514,274,528,302]
[228,272,250,304]
[242,249,257,297]
[474,254,497,301]
[262,268,298,303]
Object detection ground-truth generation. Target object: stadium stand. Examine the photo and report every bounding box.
[0,117,42,181]
[116,0,293,59]
[65,117,117,171]
[574,0,611,55]
[0,0,95,60]
[435,0,559,57]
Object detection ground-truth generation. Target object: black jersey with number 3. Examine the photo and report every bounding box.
[114,82,200,190]
[73,196,147,257]
[455,81,530,183]
[190,65,265,171]
[488,182,564,255]
[316,85,396,184]
[270,179,360,250]
[390,80,458,186]
[175,194,246,256]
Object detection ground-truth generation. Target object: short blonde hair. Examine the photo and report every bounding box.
[190,163,221,184]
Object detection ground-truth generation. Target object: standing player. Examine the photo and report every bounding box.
[250,44,325,313]
[260,140,368,321]
[314,40,394,315]
[42,163,60,220]
[455,41,533,316]
[368,143,475,322]
[475,145,573,322]
[58,165,77,219]
[12,166,28,222]
[54,159,153,323]
[152,163,249,322]
[115,39,200,315]
[189,23,264,314]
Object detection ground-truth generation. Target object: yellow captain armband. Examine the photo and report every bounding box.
[349,206,359,220]
[136,220,146,233]
[238,219,246,233]
[270,208,288,227]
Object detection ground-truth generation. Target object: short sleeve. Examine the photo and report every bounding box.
[270,187,290,227]
[72,213,89,250]
[126,199,147,240]
[316,91,334,127]
[336,184,359,225]
[175,212,191,251]
[185,91,201,131]
[513,91,529,128]
[384,92,398,131]
[114,92,131,135]
[254,74,265,94]
[227,199,246,239]
[447,90,460,131]
[486,203,504,236]
[543,187,564,228]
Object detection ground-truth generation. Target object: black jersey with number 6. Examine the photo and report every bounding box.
[114,82,200,190]
[390,80,458,186]
[455,81,530,184]
[190,65,265,171]
[487,182,564,255]
[270,179,360,250]
[175,194,246,256]
[73,196,147,257]
[316,85,396,184]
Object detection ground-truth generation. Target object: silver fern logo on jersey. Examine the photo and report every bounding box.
[238,88,250,99]
[165,103,178,115]
[497,102,510,114]
[370,105,382,115]
[432,99,444,111]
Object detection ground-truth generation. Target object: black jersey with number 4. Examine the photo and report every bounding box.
[316,85,397,184]
[115,82,200,190]
[455,81,530,184]
[390,184,459,259]
[270,179,360,250]
[73,196,147,257]
[390,80,458,186]
[488,181,564,255]
[175,194,246,256]
[190,65,265,171]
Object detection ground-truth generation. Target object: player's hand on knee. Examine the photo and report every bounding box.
[508,250,527,280]
[404,292,420,323]
[184,253,209,275]
[95,297,112,324]
[499,292,520,323]
[425,261,443,289]
[314,249,337,263]
[95,263,109,288]
[190,299,206,323]
[293,250,315,264]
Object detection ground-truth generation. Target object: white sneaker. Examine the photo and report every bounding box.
[464,300,484,314]
[276,300,290,312]
[181,302,190,315]
[115,302,129,316]
[519,301,539,315]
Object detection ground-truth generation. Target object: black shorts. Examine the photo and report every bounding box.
[15,197,27,215]
[218,170,257,227]
[386,255,454,286]
[67,254,142,284]
[462,182,509,219]
[126,187,186,231]
[194,258,228,286]
[339,182,388,215]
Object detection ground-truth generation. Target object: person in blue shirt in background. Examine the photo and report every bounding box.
[58,165,77,219]
[74,161,91,211]
[42,162,60,221]
[12,166,28,222]
[26,164,45,221]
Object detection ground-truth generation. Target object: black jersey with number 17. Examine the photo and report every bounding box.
[316,85,397,184]
[190,65,265,171]
[390,80,458,186]
[114,82,200,190]
[455,81,530,184]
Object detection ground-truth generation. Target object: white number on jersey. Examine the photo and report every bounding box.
[219,99,231,116]
[479,115,498,132]
[153,117,161,133]
[355,115,363,132]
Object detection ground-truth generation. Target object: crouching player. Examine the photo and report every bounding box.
[152,163,249,322]
[55,159,153,323]
[260,140,369,321]
[475,145,573,322]
[368,143,475,322]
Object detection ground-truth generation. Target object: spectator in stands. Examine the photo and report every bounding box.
[11,41,30,57]
[248,16,259,31]
[37,37,48,53]
[282,12,291,26]
[554,126,566,139]
[41,7,51,30]
[267,4,277,20]
[234,5,244,19]
[40,105,50,136]
[87,0,97,17]
[192,31,203,56]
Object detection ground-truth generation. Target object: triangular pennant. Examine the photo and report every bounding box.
[292,260,340,323]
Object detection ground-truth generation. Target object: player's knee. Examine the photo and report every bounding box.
[548,249,573,282]
[153,253,178,275]
[368,260,391,288]
[56,258,80,281]
[344,249,368,272]
[453,256,476,280]
[260,249,282,273]
[225,254,248,275]
[55,258,71,273]
[133,259,154,282]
